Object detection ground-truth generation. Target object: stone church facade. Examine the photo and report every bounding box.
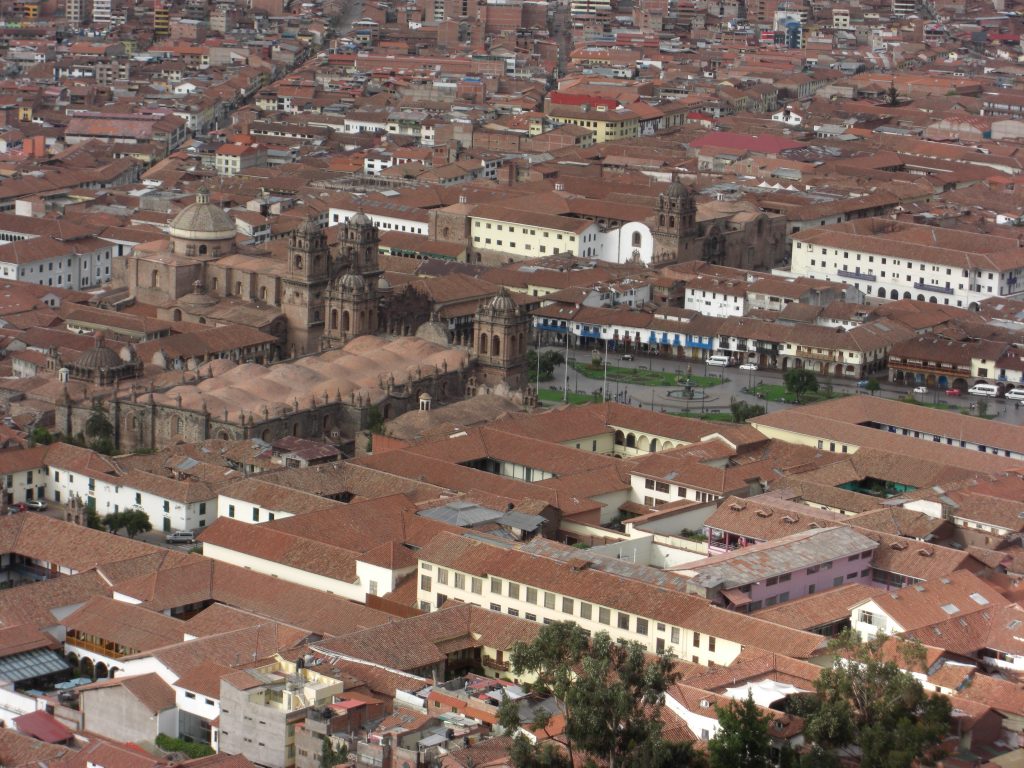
[71,200,531,454]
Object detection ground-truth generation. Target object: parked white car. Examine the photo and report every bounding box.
[707,355,731,367]
[1006,388,1024,401]
[739,363,758,371]
[912,386,928,395]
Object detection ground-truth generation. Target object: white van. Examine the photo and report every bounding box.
[707,355,731,367]
[1006,388,1024,401]
[968,383,1000,397]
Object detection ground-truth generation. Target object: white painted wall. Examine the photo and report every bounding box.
[202,541,364,601]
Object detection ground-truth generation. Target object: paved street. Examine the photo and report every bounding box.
[538,345,1024,426]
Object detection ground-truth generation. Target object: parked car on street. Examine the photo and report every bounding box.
[165,531,196,544]
[739,363,758,371]
[912,386,928,395]
[945,388,963,396]
[1006,388,1024,401]
[25,500,47,511]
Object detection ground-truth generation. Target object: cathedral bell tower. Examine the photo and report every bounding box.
[325,212,382,347]
[281,216,330,356]
[651,177,699,265]
[473,286,529,391]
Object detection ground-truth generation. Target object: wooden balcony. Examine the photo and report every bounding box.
[65,634,130,660]
[482,656,511,672]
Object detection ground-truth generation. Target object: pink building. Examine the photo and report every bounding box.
[675,527,878,612]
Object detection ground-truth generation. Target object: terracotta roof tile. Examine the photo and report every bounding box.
[79,673,176,714]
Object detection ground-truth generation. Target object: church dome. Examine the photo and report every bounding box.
[77,333,122,371]
[485,286,517,314]
[348,211,371,228]
[296,216,322,237]
[377,275,391,292]
[169,187,236,242]
[340,272,366,291]
[664,177,688,198]
[178,280,218,310]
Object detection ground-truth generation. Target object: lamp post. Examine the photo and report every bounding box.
[602,338,608,403]
[561,330,570,403]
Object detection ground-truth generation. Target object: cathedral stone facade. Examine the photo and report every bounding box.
[649,180,785,269]
[79,199,532,454]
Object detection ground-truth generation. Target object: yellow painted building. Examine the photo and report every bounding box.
[545,105,640,143]
[469,203,597,260]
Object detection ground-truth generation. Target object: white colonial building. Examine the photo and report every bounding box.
[784,218,1024,310]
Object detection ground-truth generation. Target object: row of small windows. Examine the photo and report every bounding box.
[424,567,719,650]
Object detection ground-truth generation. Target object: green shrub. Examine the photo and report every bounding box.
[156,734,214,758]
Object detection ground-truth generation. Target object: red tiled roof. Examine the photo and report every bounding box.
[12,711,73,744]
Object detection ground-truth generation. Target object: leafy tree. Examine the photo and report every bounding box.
[783,369,819,403]
[29,426,54,446]
[866,377,880,395]
[510,622,589,765]
[795,631,951,768]
[102,510,124,535]
[621,737,706,768]
[528,350,566,383]
[563,631,680,768]
[510,623,688,768]
[730,401,767,423]
[84,497,102,530]
[709,691,773,768]
[498,694,570,768]
[103,507,152,538]
[122,507,152,538]
[366,406,385,434]
[84,401,114,455]
[886,83,899,106]
[319,736,347,768]
[85,401,113,439]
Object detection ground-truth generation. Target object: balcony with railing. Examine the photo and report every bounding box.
[706,527,760,554]
[889,358,970,376]
[913,282,954,295]
[792,348,837,362]
[482,656,511,672]
[837,269,876,282]
[65,633,132,660]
